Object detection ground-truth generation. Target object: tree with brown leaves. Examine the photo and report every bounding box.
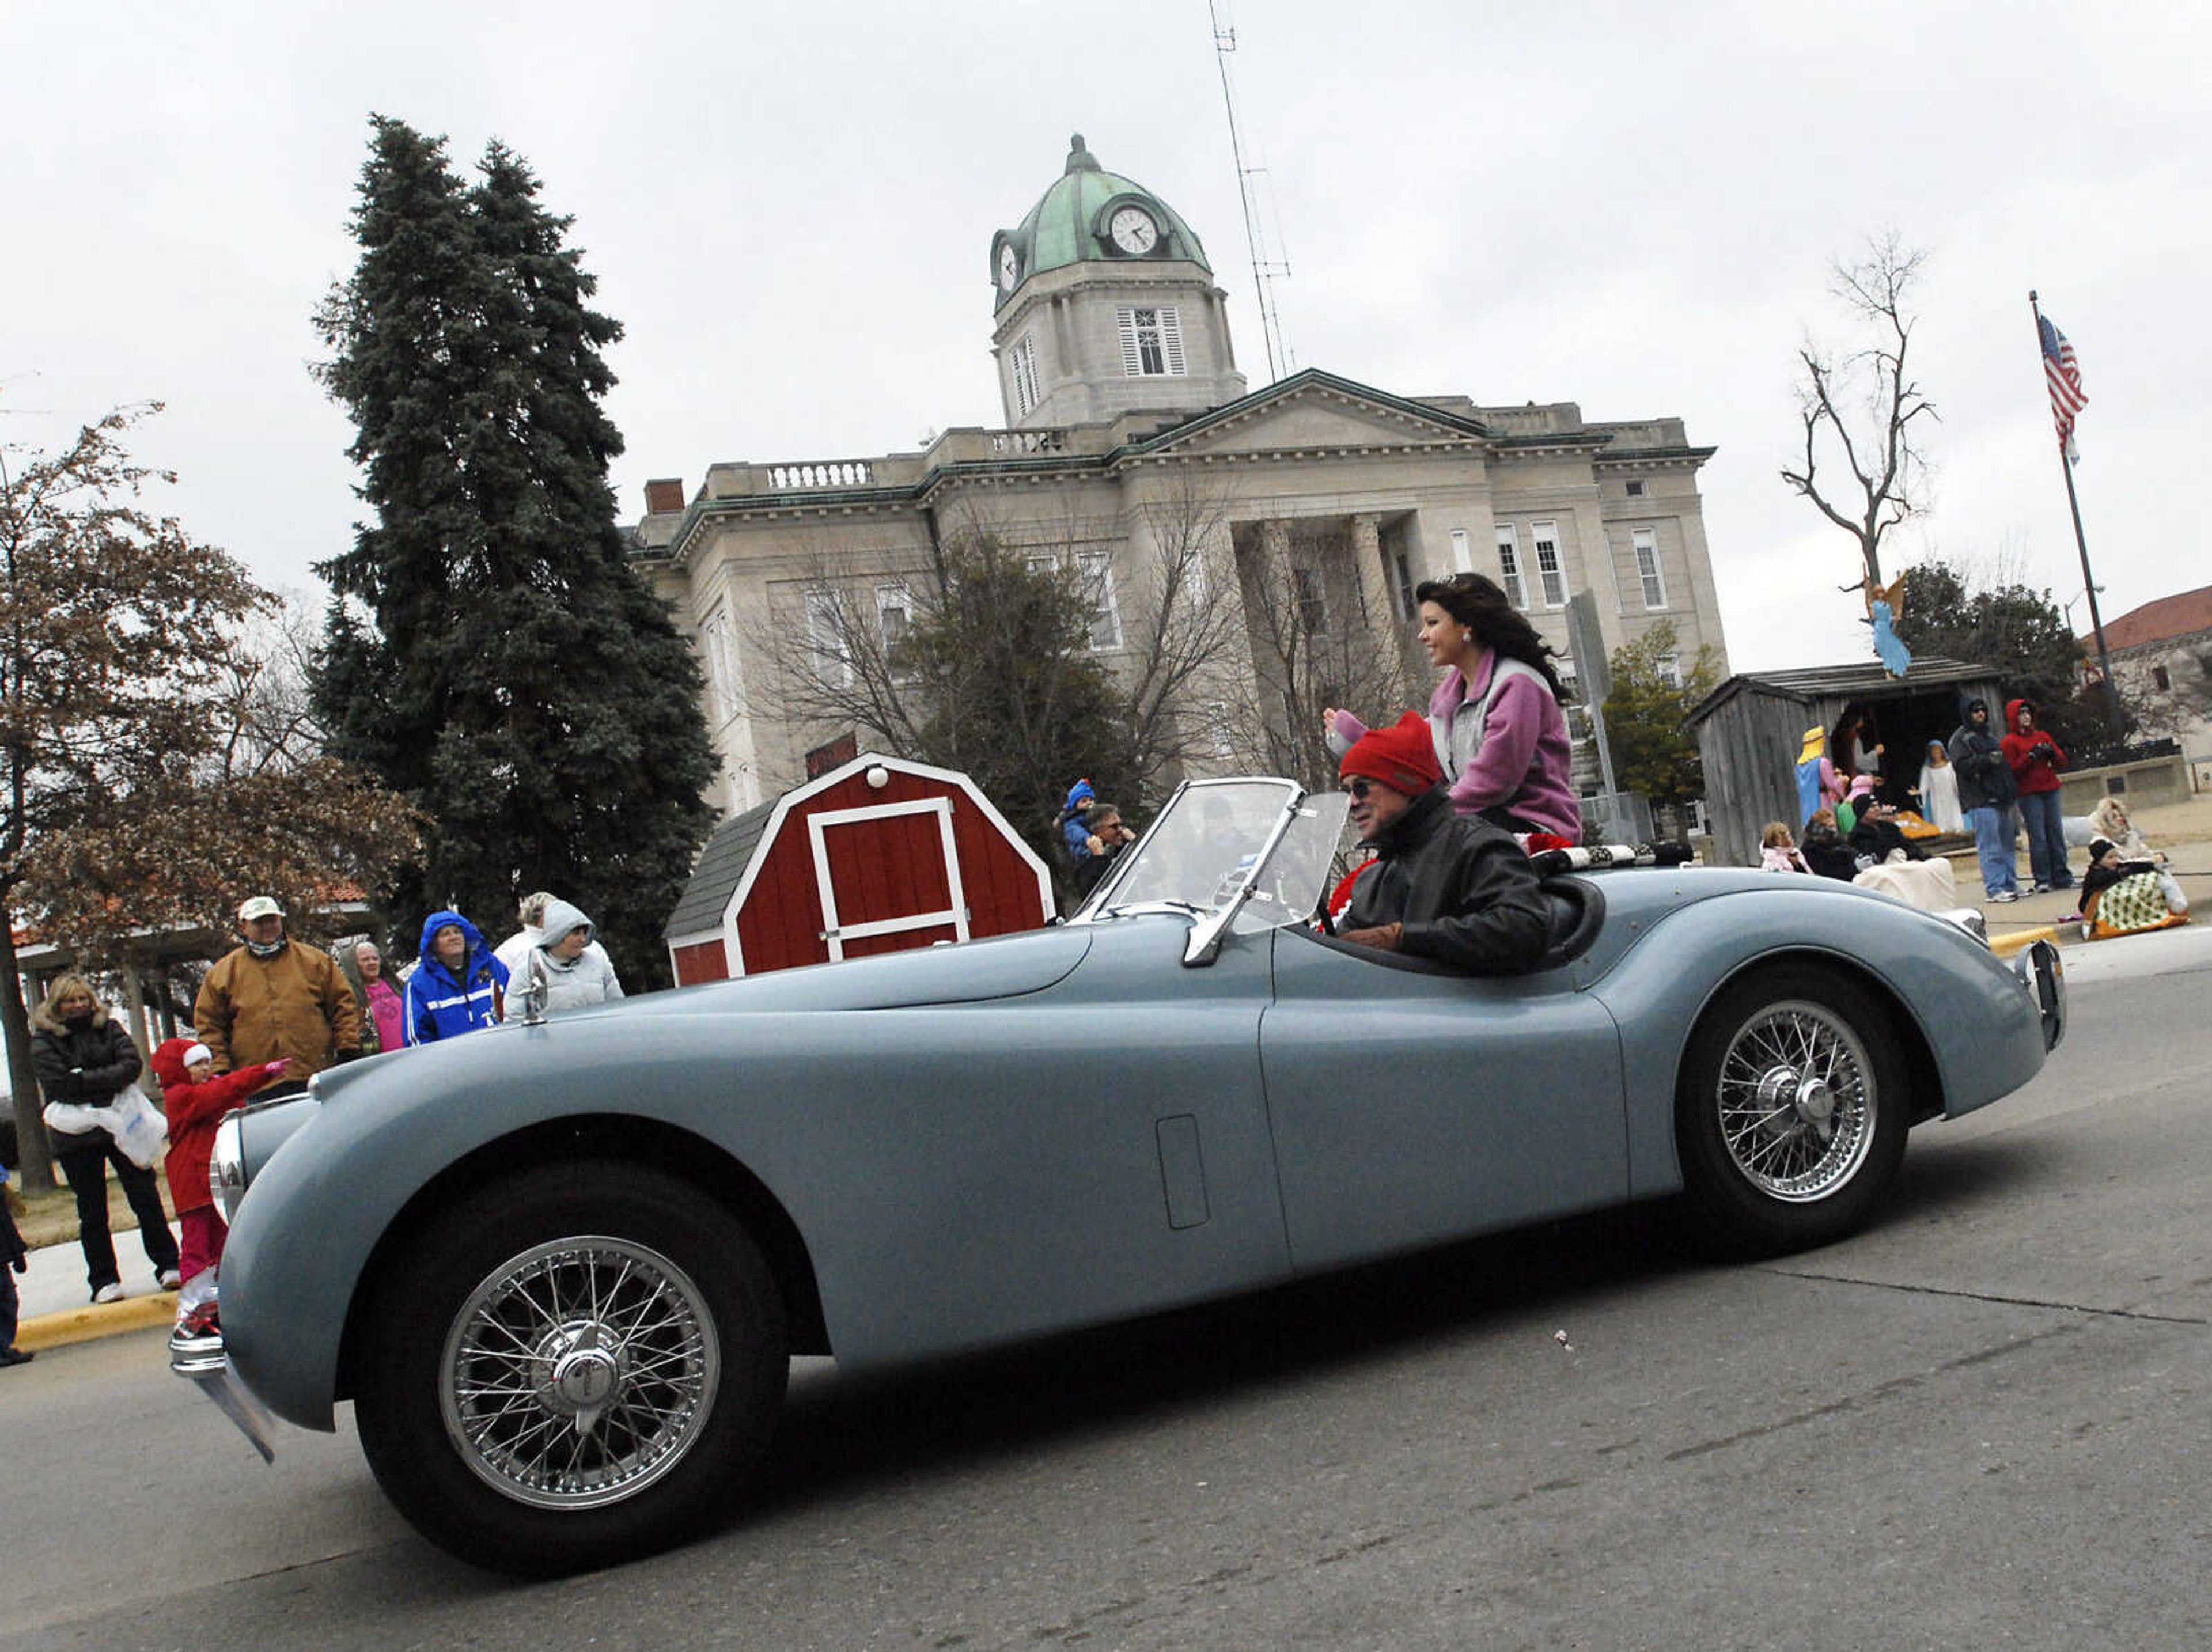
[1,408,418,1185]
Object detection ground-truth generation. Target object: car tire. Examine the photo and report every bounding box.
[353,1162,786,1574]
[1673,964,1910,1257]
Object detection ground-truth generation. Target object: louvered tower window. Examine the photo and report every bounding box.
[1116,306,1186,376]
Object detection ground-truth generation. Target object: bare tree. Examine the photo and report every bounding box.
[1779,233,1940,588]
[741,482,1258,823]
[210,587,329,778]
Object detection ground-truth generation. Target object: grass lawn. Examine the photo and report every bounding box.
[11,1167,178,1251]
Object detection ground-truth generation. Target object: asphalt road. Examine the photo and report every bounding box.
[7,939,2211,1652]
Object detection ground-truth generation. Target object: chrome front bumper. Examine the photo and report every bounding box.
[169,1279,278,1462]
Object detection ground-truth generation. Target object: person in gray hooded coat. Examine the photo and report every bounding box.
[502,897,624,1019]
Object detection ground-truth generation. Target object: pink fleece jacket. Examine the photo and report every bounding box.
[1331,651,1582,842]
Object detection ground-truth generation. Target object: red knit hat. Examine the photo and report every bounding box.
[1339,710,1442,795]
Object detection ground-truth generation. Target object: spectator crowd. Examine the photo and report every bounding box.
[13,887,626,1325]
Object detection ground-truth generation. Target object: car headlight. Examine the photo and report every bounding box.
[209,1112,249,1223]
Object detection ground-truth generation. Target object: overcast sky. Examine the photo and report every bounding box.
[7,1,2206,676]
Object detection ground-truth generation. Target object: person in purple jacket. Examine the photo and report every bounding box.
[1325,571,1581,842]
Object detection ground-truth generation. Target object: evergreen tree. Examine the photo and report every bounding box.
[1603,623,1722,831]
[312,118,714,986]
[900,528,1144,863]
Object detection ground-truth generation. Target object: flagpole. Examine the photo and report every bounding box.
[2029,289,2122,740]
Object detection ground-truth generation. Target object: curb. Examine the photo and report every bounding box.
[1990,925,2061,959]
[15,1291,177,1354]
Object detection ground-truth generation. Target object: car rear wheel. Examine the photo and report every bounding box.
[1674,965,1910,1256]
[354,1162,786,1574]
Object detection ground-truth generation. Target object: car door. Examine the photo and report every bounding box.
[1257,925,1629,1272]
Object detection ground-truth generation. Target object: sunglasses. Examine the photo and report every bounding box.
[1340,777,1382,800]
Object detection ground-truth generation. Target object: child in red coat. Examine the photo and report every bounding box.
[151,1036,289,1286]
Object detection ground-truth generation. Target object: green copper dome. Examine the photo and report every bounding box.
[991,135,1211,311]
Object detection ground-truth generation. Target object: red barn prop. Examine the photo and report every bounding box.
[664,752,1055,985]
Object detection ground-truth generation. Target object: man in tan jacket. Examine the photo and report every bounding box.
[194,896,361,1093]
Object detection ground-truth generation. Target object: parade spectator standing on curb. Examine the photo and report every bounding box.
[502,898,624,1019]
[1326,572,1581,842]
[494,891,612,983]
[151,1038,289,1286]
[29,975,183,1302]
[1333,710,1550,972]
[1947,697,2021,902]
[195,896,361,1097]
[342,939,407,1055]
[406,910,507,1044]
[2002,698,2073,893]
[2,1158,33,1365]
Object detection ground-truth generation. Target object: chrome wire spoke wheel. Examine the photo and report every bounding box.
[439,1236,721,1511]
[1713,998,1876,1202]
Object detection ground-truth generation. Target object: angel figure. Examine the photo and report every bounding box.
[1863,571,1912,678]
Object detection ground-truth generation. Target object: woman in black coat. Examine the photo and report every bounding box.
[1799,809,1861,881]
[29,975,181,1303]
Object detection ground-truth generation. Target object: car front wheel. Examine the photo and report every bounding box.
[1674,965,1910,1256]
[353,1162,787,1574]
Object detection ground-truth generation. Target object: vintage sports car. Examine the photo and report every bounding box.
[181,777,2064,1573]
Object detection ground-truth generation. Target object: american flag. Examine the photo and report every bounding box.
[2040,314,2087,463]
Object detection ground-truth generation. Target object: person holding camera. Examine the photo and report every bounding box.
[2001,698,2073,894]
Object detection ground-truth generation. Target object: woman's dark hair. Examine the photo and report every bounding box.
[1412,572,1568,700]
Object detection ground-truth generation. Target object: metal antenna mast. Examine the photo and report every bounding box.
[1210,1,1291,382]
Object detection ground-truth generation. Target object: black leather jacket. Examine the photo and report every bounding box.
[1341,789,1551,973]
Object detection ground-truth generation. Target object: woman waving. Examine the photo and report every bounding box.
[1327,571,1580,842]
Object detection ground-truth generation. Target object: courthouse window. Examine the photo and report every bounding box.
[1116,306,1187,376]
[1009,334,1040,416]
[1530,521,1567,607]
[1631,528,1666,610]
[1494,525,1528,610]
[806,592,851,687]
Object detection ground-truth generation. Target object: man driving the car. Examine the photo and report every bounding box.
[1335,711,1551,973]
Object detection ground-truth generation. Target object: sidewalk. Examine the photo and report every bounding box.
[1952,793,2212,956]
[10,1217,184,1354]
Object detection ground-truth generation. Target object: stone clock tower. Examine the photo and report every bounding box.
[988,135,1247,429]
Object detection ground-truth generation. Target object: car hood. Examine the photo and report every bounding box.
[613,923,1094,1016]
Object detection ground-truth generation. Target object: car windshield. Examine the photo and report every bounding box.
[1077,778,1350,934]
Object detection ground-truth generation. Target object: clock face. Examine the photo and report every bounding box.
[1108,204,1158,256]
[997,241,1021,293]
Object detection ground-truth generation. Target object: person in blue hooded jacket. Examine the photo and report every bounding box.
[403,908,509,1045]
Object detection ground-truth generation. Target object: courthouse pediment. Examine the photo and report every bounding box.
[1138,369,1487,459]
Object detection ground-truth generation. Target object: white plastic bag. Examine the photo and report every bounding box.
[101,1088,169,1169]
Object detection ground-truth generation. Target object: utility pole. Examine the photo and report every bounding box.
[1209,1,1292,382]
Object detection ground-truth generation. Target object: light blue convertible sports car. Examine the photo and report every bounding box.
[181,776,2063,1573]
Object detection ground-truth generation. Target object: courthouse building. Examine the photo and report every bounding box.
[631,136,1732,816]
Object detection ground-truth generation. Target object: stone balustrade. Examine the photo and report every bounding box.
[764,459,876,491]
